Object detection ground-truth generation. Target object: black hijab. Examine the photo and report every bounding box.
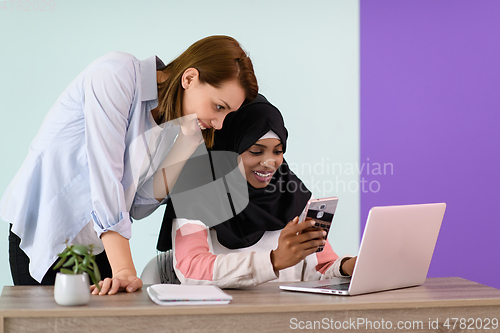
[157,94,311,250]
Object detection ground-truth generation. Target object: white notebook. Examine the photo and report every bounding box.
[147,284,233,306]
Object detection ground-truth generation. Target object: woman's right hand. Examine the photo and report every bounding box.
[270,217,326,272]
[90,269,143,295]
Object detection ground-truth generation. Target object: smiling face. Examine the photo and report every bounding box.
[181,68,246,131]
[239,138,284,188]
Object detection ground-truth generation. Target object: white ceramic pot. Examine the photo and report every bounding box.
[54,272,90,306]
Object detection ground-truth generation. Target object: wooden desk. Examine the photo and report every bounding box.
[1,277,499,333]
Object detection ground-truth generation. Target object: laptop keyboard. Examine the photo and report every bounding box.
[313,283,350,291]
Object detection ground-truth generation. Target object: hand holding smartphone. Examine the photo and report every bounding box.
[298,197,338,252]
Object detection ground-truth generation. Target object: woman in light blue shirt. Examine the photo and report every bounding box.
[0,35,258,295]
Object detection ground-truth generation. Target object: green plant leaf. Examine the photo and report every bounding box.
[53,256,67,270]
[81,267,101,292]
[60,268,73,275]
[82,255,90,269]
[71,245,89,256]
[62,256,76,268]
[92,260,101,282]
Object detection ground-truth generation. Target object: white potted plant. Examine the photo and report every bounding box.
[53,243,101,306]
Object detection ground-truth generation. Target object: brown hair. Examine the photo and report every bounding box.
[157,35,258,147]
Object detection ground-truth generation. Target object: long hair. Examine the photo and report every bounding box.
[157,35,258,147]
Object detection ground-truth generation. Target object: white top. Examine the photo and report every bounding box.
[172,218,350,288]
[0,52,179,282]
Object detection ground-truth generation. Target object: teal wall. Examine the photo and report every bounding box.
[0,0,359,287]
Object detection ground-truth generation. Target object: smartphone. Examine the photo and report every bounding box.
[298,197,339,252]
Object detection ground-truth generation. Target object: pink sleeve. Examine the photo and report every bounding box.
[174,223,217,281]
[315,242,339,274]
[173,220,278,287]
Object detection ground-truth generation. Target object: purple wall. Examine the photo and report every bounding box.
[360,0,500,289]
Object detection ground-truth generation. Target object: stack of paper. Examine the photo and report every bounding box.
[147,284,233,306]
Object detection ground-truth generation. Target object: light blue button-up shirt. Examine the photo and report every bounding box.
[0,52,179,282]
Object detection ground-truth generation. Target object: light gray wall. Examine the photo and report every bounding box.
[0,0,359,287]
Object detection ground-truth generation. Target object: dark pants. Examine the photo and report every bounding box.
[8,225,113,285]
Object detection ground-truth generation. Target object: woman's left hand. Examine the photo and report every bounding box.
[340,256,357,276]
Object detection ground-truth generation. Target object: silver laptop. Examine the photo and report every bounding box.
[280,203,446,296]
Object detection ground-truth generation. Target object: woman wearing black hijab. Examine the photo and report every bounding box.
[156,94,355,288]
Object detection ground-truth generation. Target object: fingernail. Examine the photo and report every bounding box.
[322,231,327,236]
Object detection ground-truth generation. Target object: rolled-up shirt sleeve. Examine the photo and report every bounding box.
[84,61,136,239]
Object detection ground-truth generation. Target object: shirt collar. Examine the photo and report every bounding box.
[139,55,160,102]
